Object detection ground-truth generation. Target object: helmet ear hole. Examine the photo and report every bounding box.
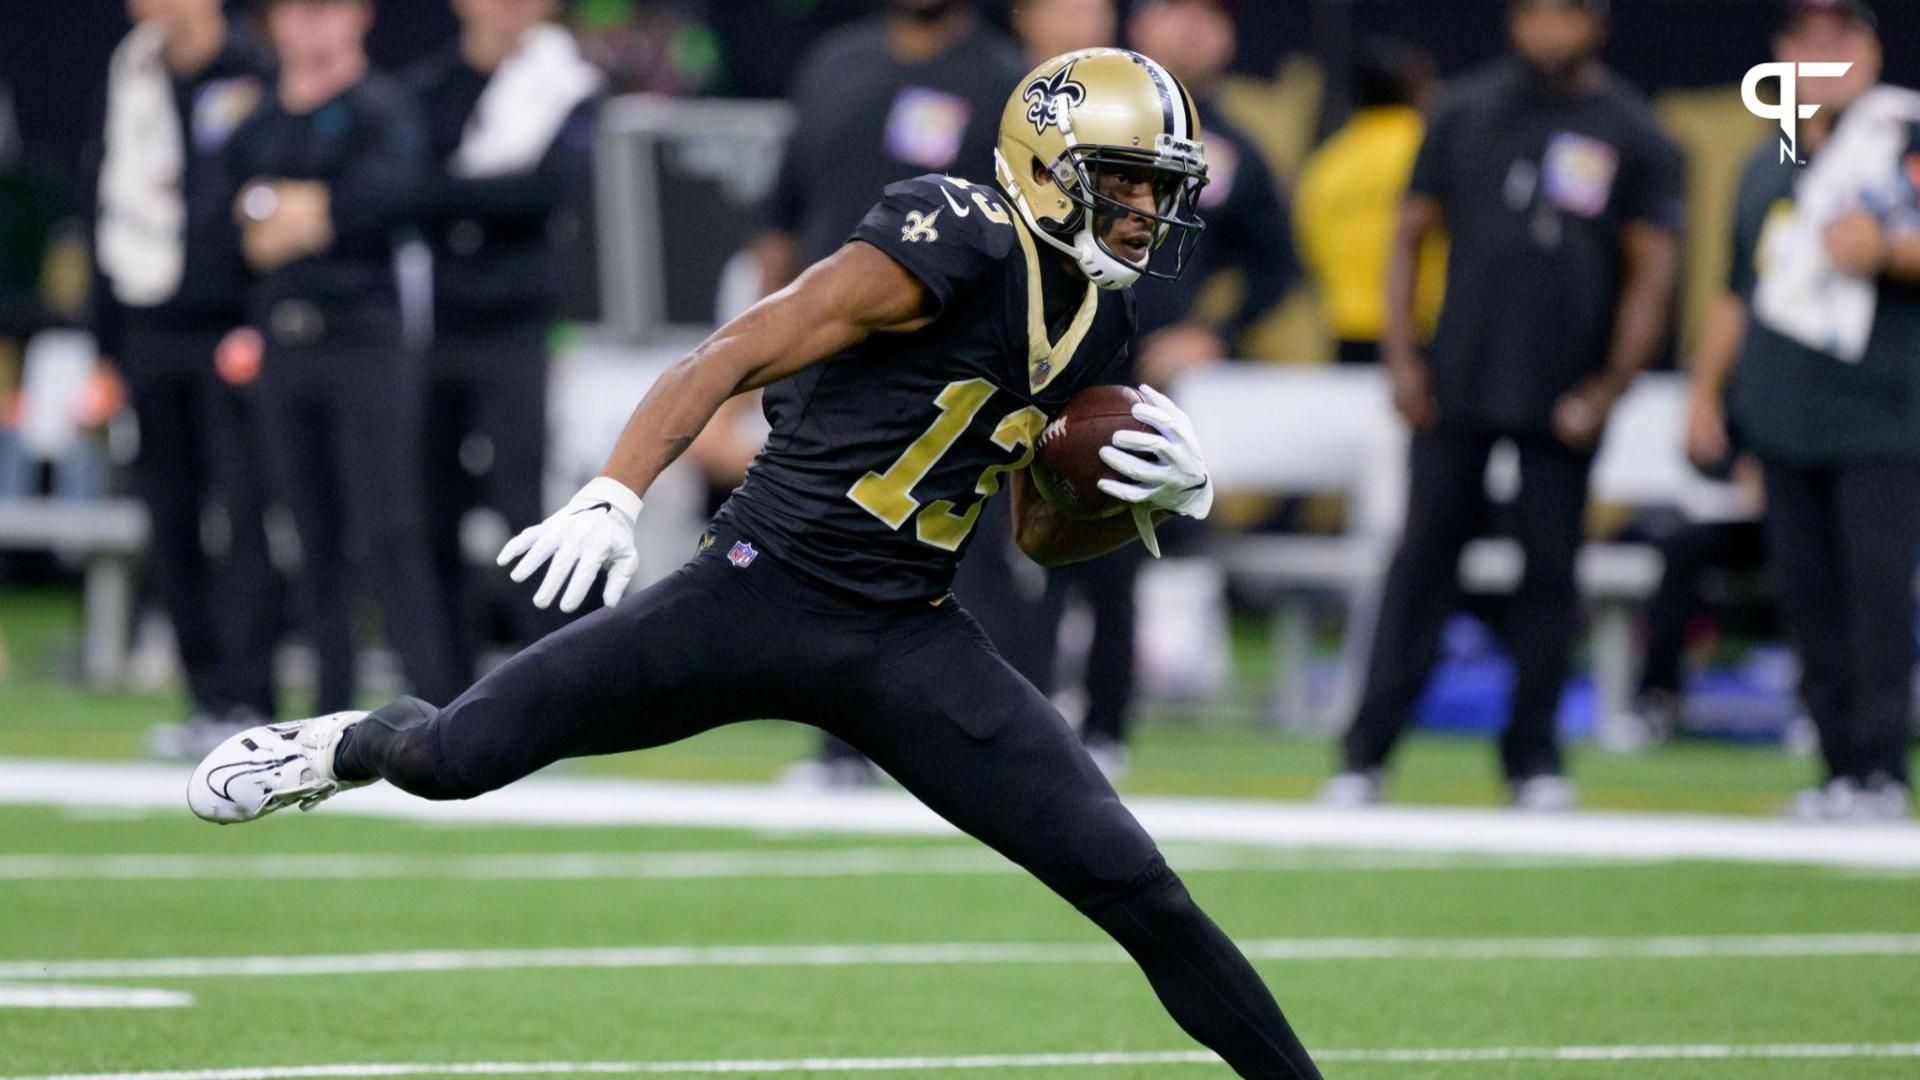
[1029,156,1051,187]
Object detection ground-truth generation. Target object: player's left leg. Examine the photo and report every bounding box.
[329,345,464,707]
[1065,545,1142,751]
[257,360,357,713]
[205,370,283,720]
[1834,461,1920,796]
[188,549,780,822]
[1501,435,1596,786]
[122,346,224,718]
[420,356,480,682]
[471,322,576,647]
[828,603,1321,1080]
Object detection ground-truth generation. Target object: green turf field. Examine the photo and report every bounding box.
[2,804,1920,1078]
[0,586,1835,816]
[6,588,1920,1077]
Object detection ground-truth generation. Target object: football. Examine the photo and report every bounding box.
[1031,384,1153,520]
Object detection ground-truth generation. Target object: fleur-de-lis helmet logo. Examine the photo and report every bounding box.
[1023,62,1087,135]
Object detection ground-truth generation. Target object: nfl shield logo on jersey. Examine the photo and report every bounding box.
[726,541,759,569]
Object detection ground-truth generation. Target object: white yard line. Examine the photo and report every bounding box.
[1327,1042,1920,1063]
[10,1044,1920,1079]
[3,933,1916,981]
[1827,867,1920,880]
[0,848,1582,881]
[0,983,192,1009]
[4,757,1919,869]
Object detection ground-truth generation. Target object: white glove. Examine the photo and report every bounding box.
[1096,384,1215,558]
[497,476,643,613]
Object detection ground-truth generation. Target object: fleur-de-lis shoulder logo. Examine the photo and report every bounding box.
[901,208,941,244]
[1023,63,1086,135]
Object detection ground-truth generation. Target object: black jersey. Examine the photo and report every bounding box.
[714,174,1137,605]
[225,74,427,330]
[406,47,595,324]
[90,29,273,357]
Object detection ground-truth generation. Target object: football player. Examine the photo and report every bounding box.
[190,49,1322,1078]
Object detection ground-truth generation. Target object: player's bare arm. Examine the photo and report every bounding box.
[1012,376,1212,566]
[1552,219,1680,449]
[1684,291,1751,470]
[1009,469,1161,567]
[1824,208,1920,283]
[496,241,934,612]
[1383,194,1444,430]
[602,241,936,498]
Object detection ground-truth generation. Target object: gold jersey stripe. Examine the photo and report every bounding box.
[1008,206,1099,393]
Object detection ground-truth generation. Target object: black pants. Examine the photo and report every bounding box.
[824,500,1142,763]
[122,324,279,715]
[1334,339,1381,366]
[822,498,1061,767]
[339,531,1320,1079]
[1763,459,1920,785]
[423,321,563,679]
[1636,520,1768,698]
[258,332,462,712]
[1044,542,1142,743]
[951,497,1063,689]
[1342,428,1594,780]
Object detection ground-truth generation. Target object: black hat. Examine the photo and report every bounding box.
[1781,0,1877,32]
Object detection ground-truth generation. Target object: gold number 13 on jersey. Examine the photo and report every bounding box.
[847,378,1046,552]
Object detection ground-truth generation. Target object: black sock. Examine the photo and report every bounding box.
[330,698,451,795]
[330,723,375,783]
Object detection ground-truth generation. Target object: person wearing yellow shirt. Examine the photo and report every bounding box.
[1295,40,1446,365]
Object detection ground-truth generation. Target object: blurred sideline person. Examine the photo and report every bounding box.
[1294,39,1445,366]
[1127,0,1295,384]
[93,0,280,751]
[0,81,16,171]
[0,80,44,344]
[1324,0,1684,810]
[1609,490,1769,748]
[1687,0,1916,820]
[227,0,461,713]
[749,0,1028,788]
[749,0,1025,295]
[1011,0,1115,66]
[409,0,600,680]
[0,88,49,514]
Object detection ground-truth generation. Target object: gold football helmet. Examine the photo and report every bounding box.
[995,48,1209,290]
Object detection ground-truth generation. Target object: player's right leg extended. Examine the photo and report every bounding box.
[827,599,1323,1079]
[189,545,777,822]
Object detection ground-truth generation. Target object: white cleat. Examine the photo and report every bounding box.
[1509,774,1580,814]
[187,711,370,824]
[1318,770,1387,808]
[1788,778,1857,822]
[1082,736,1131,785]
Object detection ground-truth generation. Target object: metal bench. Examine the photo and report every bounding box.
[0,498,149,686]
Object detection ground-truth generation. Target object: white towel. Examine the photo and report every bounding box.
[1753,84,1920,364]
[96,24,186,308]
[452,24,601,179]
